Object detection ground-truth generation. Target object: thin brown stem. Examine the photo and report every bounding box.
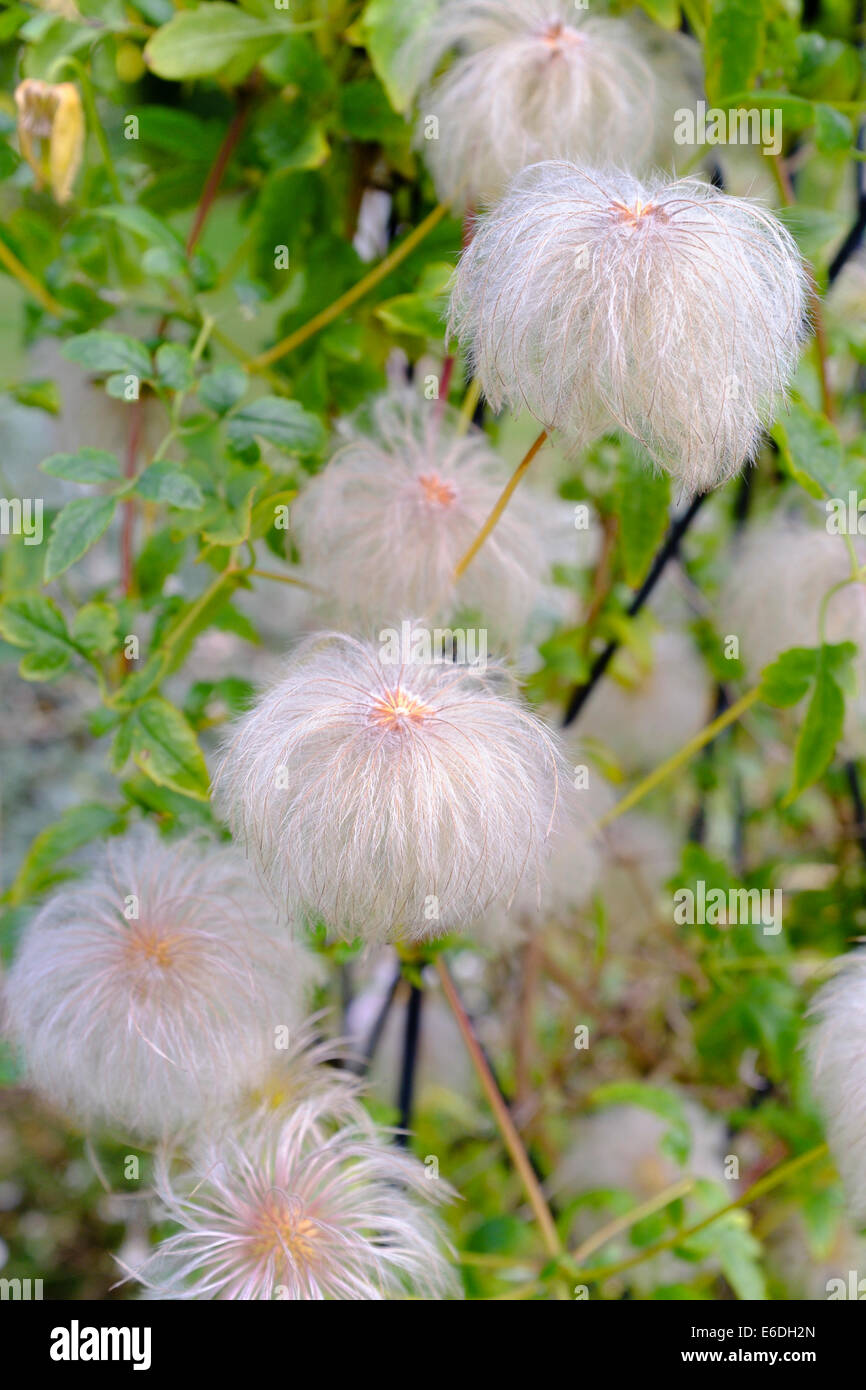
[185,95,251,257]
[436,957,562,1260]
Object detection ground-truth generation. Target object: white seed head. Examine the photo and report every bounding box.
[409,1,659,208]
[200,1018,367,1138]
[479,774,606,945]
[553,1098,734,1291]
[215,629,568,942]
[578,630,712,772]
[720,517,866,753]
[293,389,562,640]
[4,830,315,1139]
[450,163,809,492]
[720,517,866,673]
[808,952,866,1222]
[131,1097,460,1300]
[555,1098,731,1200]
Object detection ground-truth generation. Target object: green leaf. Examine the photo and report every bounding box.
[9,378,61,414]
[616,443,671,587]
[134,528,187,598]
[71,602,118,656]
[355,0,437,113]
[89,204,181,252]
[41,448,121,483]
[199,365,249,414]
[128,105,224,161]
[226,397,325,454]
[339,79,404,140]
[759,647,818,708]
[250,488,296,540]
[155,342,195,392]
[8,802,124,905]
[133,462,204,510]
[681,1197,767,1301]
[126,697,210,800]
[705,0,767,104]
[788,647,846,801]
[63,331,152,380]
[814,103,853,154]
[773,399,850,499]
[18,648,70,682]
[638,0,680,29]
[0,594,72,653]
[144,2,289,80]
[44,496,117,582]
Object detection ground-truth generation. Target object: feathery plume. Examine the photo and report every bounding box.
[450,163,809,492]
[720,517,866,673]
[719,516,866,750]
[808,951,866,1222]
[553,1098,735,1291]
[555,1098,731,1201]
[215,629,567,942]
[4,830,315,1139]
[409,1,658,208]
[293,390,565,639]
[131,1097,460,1299]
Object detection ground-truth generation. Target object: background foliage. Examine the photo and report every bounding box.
[1,0,866,1301]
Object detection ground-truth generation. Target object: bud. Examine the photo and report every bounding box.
[15,79,85,205]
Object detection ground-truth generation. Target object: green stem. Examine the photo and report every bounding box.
[571,1143,830,1287]
[597,688,762,829]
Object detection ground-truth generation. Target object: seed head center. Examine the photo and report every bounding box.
[253,1195,318,1266]
[608,199,668,229]
[370,687,430,730]
[418,472,457,507]
[541,21,582,50]
[126,924,176,969]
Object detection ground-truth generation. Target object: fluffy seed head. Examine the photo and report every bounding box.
[555,1098,731,1201]
[293,390,565,640]
[808,951,866,1222]
[450,163,809,492]
[4,830,315,1138]
[720,517,866,672]
[132,1098,460,1299]
[215,629,567,942]
[720,517,866,752]
[553,1098,734,1291]
[409,1,658,207]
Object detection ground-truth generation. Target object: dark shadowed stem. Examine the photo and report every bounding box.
[352,967,402,1077]
[845,760,866,864]
[395,984,423,1147]
[829,121,866,286]
[688,685,729,845]
[562,491,708,727]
